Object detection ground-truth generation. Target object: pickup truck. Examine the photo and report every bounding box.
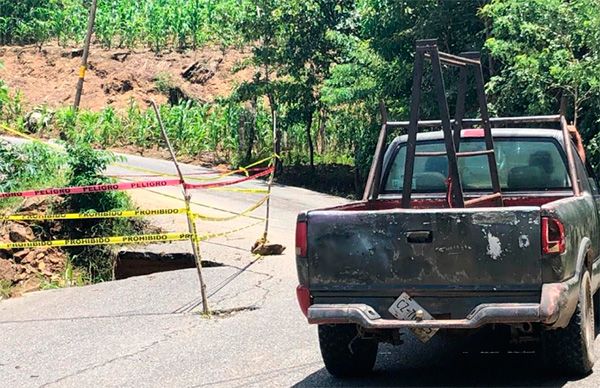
[295,125,600,377]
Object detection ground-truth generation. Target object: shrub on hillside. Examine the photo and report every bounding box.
[61,142,141,282]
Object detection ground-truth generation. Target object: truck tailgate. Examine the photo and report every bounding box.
[307,207,541,293]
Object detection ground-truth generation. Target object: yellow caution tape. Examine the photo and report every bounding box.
[114,155,275,183]
[0,124,61,149]
[193,195,268,221]
[113,163,178,178]
[177,155,277,182]
[0,232,193,249]
[188,207,201,251]
[0,124,276,184]
[235,155,275,174]
[0,208,187,221]
[0,221,263,250]
[136,188,264,221]
[198,220,264,240]
[207,187,269,194]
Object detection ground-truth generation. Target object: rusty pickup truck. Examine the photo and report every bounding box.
[295,41,599,378]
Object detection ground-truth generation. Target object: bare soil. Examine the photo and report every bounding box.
[0,44,360,198]
[0,43,253,111]
[0,198,68,298]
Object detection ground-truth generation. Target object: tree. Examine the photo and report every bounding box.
[360,0,490,119]
[237,0,355,170]
[481,0,600,127]
[235,0,284,169]
[320,39,382,192]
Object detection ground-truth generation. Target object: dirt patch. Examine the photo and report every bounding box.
[0,223,67,298]
[208,306,260,318]
[0,44,253,111]
[0,199,69,298]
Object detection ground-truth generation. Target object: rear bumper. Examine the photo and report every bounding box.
[307,282,577,329]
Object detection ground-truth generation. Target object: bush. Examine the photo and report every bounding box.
[0,140,65,207]
[61,142,140,282]
[0,138,142,282]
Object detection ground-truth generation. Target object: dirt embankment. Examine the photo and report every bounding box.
[0,199,67,298]
[0,44,253,111]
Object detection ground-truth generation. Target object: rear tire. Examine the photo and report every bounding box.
[542,269,596,376]
[594,289,600,330]
[318,324,378,377]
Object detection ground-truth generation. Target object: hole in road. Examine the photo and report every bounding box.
[207,306,260,318]
[115,251,223,279]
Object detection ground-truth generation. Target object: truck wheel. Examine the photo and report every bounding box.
[542,270,596,376]
[318,324,378,377]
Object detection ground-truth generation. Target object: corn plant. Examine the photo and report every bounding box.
[0,0,248,50]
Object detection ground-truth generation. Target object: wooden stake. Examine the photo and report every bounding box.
[150,101,210,315]
[261,110,277,242]
[73,0,98,110]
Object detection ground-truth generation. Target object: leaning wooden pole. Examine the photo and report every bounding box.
[150,101,210,314]
[261,110,277,242]
[73,0,98,110]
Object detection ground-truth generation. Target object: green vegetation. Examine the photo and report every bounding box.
[0,141,63,192]
[47,101,273,166]
[154,72,176,95]
[0,0,245,50]
[60,142,140,281]
[0,138,140,282]
[0,140,66,204]
[481,0,600,167]
[2,0,600,195]
[0,279,11,299]
[234,0,600,183]
[2,92,351,168]
[0,75,24,126]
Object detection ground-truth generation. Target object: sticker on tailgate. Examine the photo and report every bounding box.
[388,292,438,343]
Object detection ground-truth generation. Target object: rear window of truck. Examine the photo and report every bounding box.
[383,138,571,193]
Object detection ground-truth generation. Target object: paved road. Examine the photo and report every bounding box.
[1,139,600,386]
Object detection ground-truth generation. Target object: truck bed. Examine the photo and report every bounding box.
[301,194,571,319]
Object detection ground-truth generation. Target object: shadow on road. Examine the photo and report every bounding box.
[294,345,578,387]
[291,323,600,388]
[291,321,600,387]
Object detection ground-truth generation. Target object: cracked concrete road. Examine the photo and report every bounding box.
[0,144,343,387]
[1,141,600,386]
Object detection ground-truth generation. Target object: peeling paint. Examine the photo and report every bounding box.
[473,212,518,226]
[486,233,502,260]
[518,235,530,248]
[435,244,472,254]
[308,208,543,287]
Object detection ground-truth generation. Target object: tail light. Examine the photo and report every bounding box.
[542,216,566,255]
[295,219,307,257]
[296,285,311,317]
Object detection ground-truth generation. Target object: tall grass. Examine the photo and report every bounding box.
[47,100,274,166]
[2,75,355,169]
